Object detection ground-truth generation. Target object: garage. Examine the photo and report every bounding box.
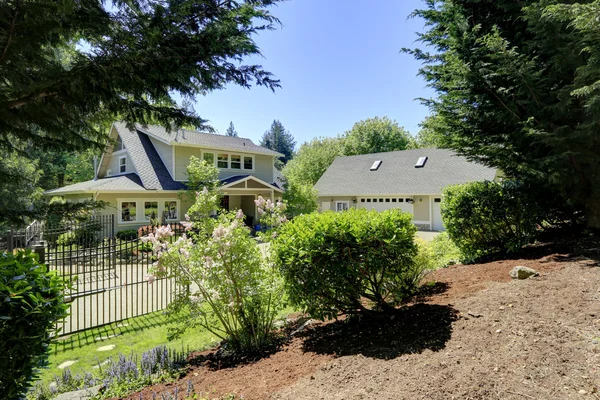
[358,197,413,214]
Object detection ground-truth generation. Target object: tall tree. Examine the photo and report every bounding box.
[406,0,600,228]
[343,116,416,156]
[260,120,296,167]
[225,121,239,137]
[415,115,449,149]
[0,0,281,225]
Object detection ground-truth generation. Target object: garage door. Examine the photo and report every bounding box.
[358,197,413,214]
[432,197,444,231]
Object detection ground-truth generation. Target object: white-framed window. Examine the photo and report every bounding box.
[118,199,180,224]
[336,201,349,212]
[119,156,127,173]
[115,135,126,151]
[144,201,158,221]
[202,151,255,171]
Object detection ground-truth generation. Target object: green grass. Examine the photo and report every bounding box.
[40,312,219,384]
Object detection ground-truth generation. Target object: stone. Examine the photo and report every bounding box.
[96,344,116,352]
[54,385,102,400]
[510,266,539,280]
[57,360,77,369]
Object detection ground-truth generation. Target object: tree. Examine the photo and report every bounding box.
[415,115,448,149]
[225,121,239,137]
[0,0,281,225]
[343,116,416,156]
[282,136,345,186]
[0,151,42,228]
[406,0,600,228]
[260,120,296,167]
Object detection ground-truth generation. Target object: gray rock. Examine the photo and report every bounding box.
[54,385,102,400]
[510,266,539,280]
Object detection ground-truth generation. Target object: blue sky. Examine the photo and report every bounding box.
[191,0,434,146]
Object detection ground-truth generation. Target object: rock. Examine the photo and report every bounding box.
[510,266,539,280]
[96,344,115,352]
[58,360,77,369]
[579,389,587,395]
[54,385,102,400]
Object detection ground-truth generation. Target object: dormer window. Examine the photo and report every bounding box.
[115,135,125,152]
[119,156,127,173]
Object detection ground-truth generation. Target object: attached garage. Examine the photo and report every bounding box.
[358,197,413,214]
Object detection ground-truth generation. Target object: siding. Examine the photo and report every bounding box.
[149,137,174,178]
[105,151,137,177]
[412,195,430,221]
[319,196,356,212]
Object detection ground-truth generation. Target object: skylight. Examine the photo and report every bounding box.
[415,156,428,168]
[370,160,382,171]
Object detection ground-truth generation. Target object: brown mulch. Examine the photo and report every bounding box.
[124,252,600,400]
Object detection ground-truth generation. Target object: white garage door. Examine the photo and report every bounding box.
[432,197,444,231]
[358,197,413,214]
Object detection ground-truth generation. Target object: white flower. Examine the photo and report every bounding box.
[145,274,156,284]
[212,225,226,239]
[235,209,244,219]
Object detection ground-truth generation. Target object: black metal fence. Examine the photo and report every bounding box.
[2,216,185,336]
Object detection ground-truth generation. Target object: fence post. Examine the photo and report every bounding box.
[8,228,13,253]
[31,243,46,264]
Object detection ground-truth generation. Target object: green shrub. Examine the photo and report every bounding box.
[273,208,422,320]
[442,180,547,261]
[56,231,77,247]
[116,229,138,241]
[414,232,462,271]
[0,251,69,399]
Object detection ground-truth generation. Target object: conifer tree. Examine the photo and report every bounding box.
[260,120,296,167]
[225,122,239,137]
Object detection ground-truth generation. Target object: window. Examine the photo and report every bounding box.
[230,155,241,170]
[392,198,397,203]
[336,201,349,212]
[367,198,372,203]
[415,156,428,168]
[244,156,253,170]
[370,160,382,171]
[217,154,228,168]
[115,135,125,151]
[398,198,404,203]
[119,156,126,173]
[434,198,442,203]
[360,199,365,203]
[379,198,384,202]
[385,198,390,203]
[203,152,215,165]
[163,201,178,220]
[144,201,158,221]
[406,198,412,203]
[121,202,137,222]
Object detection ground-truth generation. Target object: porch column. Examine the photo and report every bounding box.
[270,189,274,203]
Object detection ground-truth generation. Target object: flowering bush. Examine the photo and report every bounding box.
[254,196,288,240]
[144,190,285,354]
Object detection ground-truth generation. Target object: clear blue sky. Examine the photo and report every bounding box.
[191,0,433,146]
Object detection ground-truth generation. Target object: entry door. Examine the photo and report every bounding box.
[220,195,230,211]
[432,197,444,231]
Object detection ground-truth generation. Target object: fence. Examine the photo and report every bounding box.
[2,216,185,336]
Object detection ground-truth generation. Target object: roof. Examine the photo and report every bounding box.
[314,149,497,196]
[133,123,283,157]
[45,174,146,195]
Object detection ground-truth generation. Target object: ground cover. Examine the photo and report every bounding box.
[125,245,600,400]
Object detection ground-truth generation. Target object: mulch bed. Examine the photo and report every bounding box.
[122,247,600,400]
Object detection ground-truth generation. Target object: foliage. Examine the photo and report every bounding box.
[260,120,296,166]
[273,209,422,320]
[414,232,462,271]
[225,121,239,137]
[0,150,43,227]
[145,190,285,354]
[343,116,417,156]
[415,115,449,149]
[282,181,318,218]
[441,181,550,261]
[405,0,600,228]
[282,136,345,186]
[116,230,139,242]
[254,196,288,240]
[52,220,102,249]
[0,251,69,400]
[181,156,220,204]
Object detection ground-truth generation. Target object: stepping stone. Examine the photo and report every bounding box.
[96,344,116,352]
[92,360,110,369]
[57,360,77,369]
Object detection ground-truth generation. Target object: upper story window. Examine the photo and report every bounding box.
[203,151,254,171]
[119,156,127,173]
[115,135,125,152]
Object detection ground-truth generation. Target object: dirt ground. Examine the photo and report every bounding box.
[127,253,600,400]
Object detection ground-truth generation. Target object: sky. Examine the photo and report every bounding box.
[190,0,434,147]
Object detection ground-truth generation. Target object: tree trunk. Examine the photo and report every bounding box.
[585,196,600,229]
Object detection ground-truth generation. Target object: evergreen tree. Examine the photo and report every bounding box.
[260,120,296,167]
[225,122,239,137]
[406,0,600,228]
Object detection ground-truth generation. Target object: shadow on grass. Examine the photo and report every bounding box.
[300,303,458,360]
[52,311,172,353]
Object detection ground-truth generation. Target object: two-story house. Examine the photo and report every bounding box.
[45,122,284,231]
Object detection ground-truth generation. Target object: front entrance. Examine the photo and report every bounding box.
[220,196,230,211]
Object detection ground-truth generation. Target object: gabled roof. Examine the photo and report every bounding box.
[45,174,146,195]
[132,123,283,157]
[314,149,497,196]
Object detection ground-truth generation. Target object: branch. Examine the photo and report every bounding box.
[0,8,18,64]
[6,91,57,109]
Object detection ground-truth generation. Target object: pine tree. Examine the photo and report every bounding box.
[225,122,239,137]
[260,120,296,167]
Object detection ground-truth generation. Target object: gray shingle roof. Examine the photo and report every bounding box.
[314,149,497,196]
[45,174,146,195]
[134,123,283,157]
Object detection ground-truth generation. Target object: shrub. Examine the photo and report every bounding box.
[116,229,138,241]
[0,251,69,399]
[273,208,422,320]
[442,180,548,261]
[414,232,462,271]
[146,189,285,354]
[56,231,77,247]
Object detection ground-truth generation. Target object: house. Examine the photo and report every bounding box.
[45,122,284,231]
[314,148,498,231]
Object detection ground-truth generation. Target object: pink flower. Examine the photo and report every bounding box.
[145,274,156,284]
[212,225,226,239]
[181,220,193,231]
[235,209,244,219]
